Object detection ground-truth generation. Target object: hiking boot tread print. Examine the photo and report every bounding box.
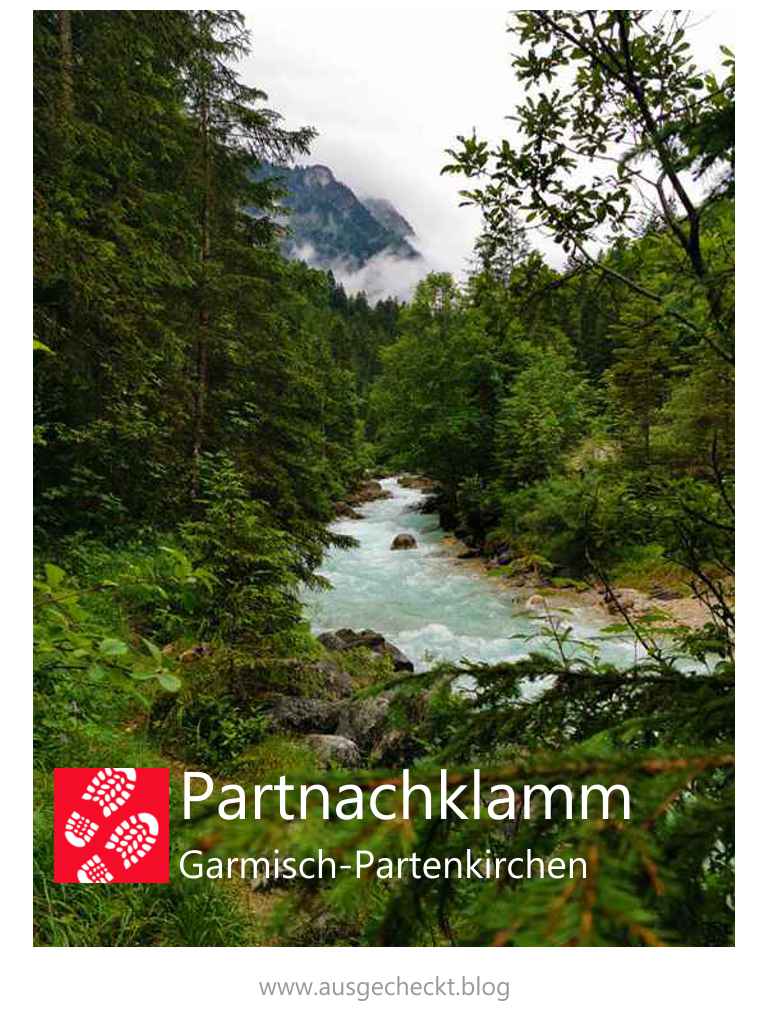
[104,812,159,870]
[81,768,136,817]
[77,854,114,883]
[64,810,99,848]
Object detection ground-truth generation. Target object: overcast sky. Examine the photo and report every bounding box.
[241,7,734,295]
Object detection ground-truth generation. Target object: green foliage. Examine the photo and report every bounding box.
[496,473,626,573]
[495,343,593,487]
[240,735,320,779]
[154,689,268,770]
[455,474,499,543]
[33,11,368,542]
[375,11,735,586]
[33,561,183,748]
[370,274,497,492]
[444,11,734,366]
[179,454,306,647]
[340,13,735,946]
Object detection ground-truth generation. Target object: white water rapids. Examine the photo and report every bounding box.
[304,478,635,672]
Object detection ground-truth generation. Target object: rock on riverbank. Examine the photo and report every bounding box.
[346,479,393,506]
[396,475,437,492]
[317,628,414,673]
[257,629,417,767]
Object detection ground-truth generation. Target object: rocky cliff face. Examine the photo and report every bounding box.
[256,163,420,270]
[361,196,416,241]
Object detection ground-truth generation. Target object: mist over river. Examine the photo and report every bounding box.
[304,478,634,672]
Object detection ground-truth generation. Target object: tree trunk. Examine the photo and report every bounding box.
[191,91,212,498]
[58,11,74,121]
[56,10,74,172]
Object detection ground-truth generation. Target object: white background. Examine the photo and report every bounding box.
[8,2,758,1020]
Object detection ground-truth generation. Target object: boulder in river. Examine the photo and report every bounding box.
[526,594,547,613]
[396,475,437,492]
[333,500,364,520]
[317,628,414,672]
[419,494,441,515]
[347,479,392,505]
[304,734,361,768]
[391,533,417,550]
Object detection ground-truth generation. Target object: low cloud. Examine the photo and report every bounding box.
[291,238,462,304]
[328,250,429,303]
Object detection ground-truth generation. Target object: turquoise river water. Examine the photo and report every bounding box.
[304,478,635,672]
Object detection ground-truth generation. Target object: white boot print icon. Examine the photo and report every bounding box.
[80,768,136,817]
[64,810,99,848]
[104,812,159,870]
[77,854,114,883]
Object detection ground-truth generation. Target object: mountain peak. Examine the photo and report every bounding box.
[302,164,335,188]
[257,162,420,271]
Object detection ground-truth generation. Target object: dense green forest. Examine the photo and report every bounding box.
[34,10,734,946]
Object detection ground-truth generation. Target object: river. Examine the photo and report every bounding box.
[304,477,635,672]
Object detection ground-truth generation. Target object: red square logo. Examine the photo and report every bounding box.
[54,768,170,883]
